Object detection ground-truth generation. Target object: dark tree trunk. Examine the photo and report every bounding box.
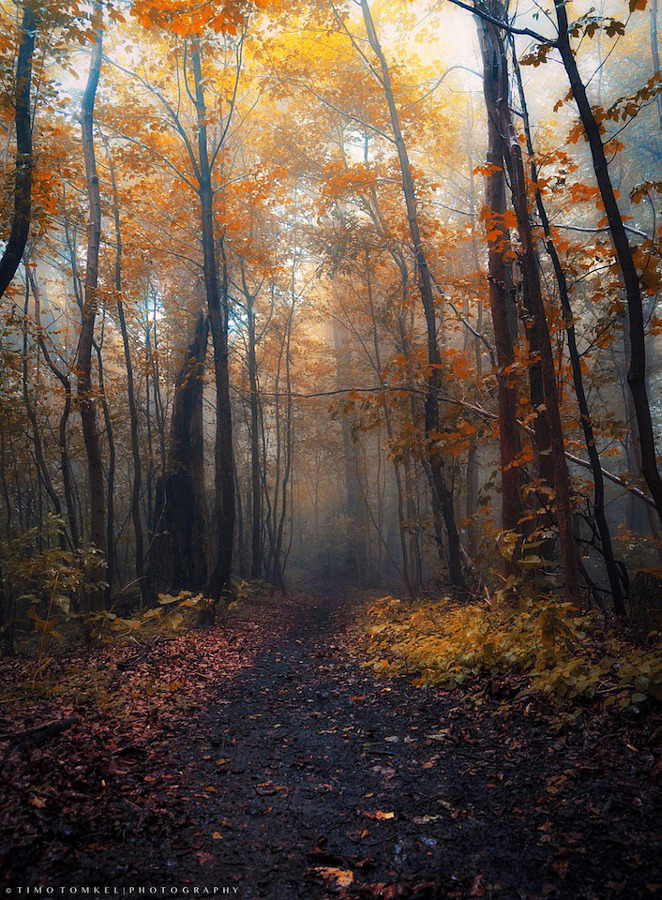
[271,307,295,594]
[555,0,662,528]
[153,310,209,593]
[94,333,115,603]
[77,1,106,612]
[21,278,67,550]
[107,145,150,606]
[511,44,626,616]
[191,42,235,603]
[360,0,464,587]
[0,2,36,299]
[29,267,80,548]
[245,284,263,579]
[477,19,525,549]
[365,254,419,594]
[333,323,368,583]
[0,562,13,656]
[651,0,662,132]
[485,17,581,606]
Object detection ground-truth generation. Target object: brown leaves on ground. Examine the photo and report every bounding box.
[0,606,295,885]
[1,591,661,897]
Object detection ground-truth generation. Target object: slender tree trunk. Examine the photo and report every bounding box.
[465,155,485,556]
[0,2,36,299]
[365,256,418,594]
[555,0,662,526]
[145,322,155,537]
[149,289,167,484]
[651,0,662,133]
[77,0,106,611]
[94,331,115,602]
[511,45,626,615]
[106,145,149,606]
[191,42,235,603]
[1,434,13,539]
[0,562,13,655]
[245,284,262,579]
[623,325,662,561]
[360,0,464,587]
[333,322,368,583]
[272,304,295,593]
[234,457,249,578]
[21,278,67,548]
[28,267,79,547]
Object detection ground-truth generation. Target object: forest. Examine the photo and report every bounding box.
[0,0,661,895]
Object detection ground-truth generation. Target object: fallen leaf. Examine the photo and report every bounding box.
[470,874,487,897]
[312,866,354,888]
[256,782,288,795]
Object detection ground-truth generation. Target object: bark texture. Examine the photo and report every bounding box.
[153,310,209,593]
[0,2,36,299]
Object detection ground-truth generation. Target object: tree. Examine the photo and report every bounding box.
[77,0,107,612]
[358,0,465,587]
[553,0,662,530]
[0,1,36,299]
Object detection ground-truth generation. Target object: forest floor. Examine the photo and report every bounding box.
[0,589,661,899]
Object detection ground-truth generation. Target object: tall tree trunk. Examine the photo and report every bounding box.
[94,331,115,602]
[360,0,464,587]
[368,258,419,594]
[554,0,662,526]
[191,42,235,603]
[0,1,36,299]
[333,322,368,583]
[271,303,295,593]
[511,44,626,615]
[153,310,209,592]
[651,0,662,133]
[1,434,13,539]
[77,1,106,612]
[622,325,662,561]
[106,144,150,606]
[0,561,14,655]
[28,267,80,548]
[21,277,67,549]
[485,17,581,606]
[245,280,262,579]
[234,456,249,579]
[464,146,486,558]
[477,20,525,550]
[145,320,155,537]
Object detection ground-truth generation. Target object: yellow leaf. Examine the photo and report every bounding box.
[313,867,354,888]
[363,810,395,820]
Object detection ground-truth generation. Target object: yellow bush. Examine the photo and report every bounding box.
[358,596,662,709]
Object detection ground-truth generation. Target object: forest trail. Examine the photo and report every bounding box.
[2,591,661,899]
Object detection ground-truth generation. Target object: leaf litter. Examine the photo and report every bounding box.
[0,589,660,898]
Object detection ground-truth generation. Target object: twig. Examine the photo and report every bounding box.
[0,717,79,746]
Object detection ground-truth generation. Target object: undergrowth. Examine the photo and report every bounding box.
[357,595,662,711]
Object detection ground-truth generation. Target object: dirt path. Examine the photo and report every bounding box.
[2,591,661,898]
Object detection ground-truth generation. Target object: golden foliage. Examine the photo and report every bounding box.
[357,596,662,709]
